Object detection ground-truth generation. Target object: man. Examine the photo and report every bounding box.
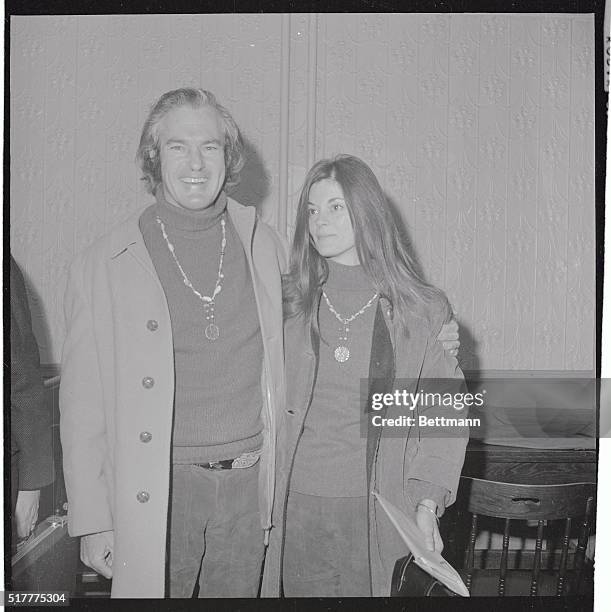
[60,88,459,598]
[10,255,54,552]
[60,88,286,598]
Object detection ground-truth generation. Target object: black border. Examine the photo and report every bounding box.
[4,3,606,610]
[2,0,606,16]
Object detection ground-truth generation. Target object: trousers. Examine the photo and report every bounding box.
[168,462,264,597]
[282,491,371,597]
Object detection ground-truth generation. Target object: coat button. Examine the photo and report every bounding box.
[142,377,154,389]
[139,431,152,443]
[136,490,150,503]
[146,319,159,331]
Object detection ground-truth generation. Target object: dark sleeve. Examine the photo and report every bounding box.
[10,255,54,490]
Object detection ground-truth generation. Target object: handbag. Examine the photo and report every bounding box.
[391,553,460,597]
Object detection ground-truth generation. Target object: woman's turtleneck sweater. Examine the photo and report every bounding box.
[139,192,263,464]
[290,260,378,497]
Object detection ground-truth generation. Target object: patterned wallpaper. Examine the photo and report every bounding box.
[10,14,595,371]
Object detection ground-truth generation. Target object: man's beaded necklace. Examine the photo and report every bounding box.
[156,214,226,341]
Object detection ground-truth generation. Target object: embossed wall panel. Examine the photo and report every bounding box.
[565,16,596,370]
[286,14,315,237]
[10,14,595,371]
[503,16,539,370]
[314,13,594,371]
[11,15,284,362]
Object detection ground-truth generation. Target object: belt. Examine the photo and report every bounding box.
[193,449,261,470]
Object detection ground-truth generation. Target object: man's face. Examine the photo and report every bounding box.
[158,105,226,211]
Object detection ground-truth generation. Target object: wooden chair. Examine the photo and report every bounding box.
[460,477,595,597]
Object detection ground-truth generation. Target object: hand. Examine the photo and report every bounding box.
[437,318,459,358]
[415,502,444,553]
[15,489,41,539]
[81,530,114,579]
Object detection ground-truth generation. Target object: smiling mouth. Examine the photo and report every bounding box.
[182,177,208,184]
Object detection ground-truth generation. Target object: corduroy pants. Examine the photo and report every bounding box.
[168,463,264,597]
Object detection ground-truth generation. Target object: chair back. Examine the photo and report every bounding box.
[462,478,595,597]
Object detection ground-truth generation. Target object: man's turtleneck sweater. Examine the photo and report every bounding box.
[139,192,263,464]
[290,260,378,497]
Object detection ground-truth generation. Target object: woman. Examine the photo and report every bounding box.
[262,154,468,598]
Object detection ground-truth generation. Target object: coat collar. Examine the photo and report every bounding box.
[109,207,148,259]
[108,207,158,280]
[108,197,257,271]
[226,198,256,251]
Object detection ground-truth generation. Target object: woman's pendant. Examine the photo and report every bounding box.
[205,323,220,341]
[334,345,350,363]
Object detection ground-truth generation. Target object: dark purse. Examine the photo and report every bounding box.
[391,553,459,597]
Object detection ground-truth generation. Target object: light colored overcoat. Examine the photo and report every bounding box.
[60,198,286,598]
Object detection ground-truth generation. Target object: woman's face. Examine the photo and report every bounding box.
[307,178,359,266]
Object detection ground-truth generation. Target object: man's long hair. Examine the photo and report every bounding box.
[283,154,448,336]
[136,88,244,195]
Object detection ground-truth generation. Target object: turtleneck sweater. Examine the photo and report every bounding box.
[139,192,263,464]
[290,260,378,497]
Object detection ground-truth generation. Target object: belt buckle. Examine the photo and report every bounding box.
[208,461,224,470]
[231,450,261,469]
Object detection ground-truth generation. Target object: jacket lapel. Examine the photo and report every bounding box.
[291,298,320,415]
[365,302,396,490]
[226,198,255,254]
[108,207,162,285]
[227,199,281,344]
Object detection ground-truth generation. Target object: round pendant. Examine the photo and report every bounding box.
[205,323,220,341]
[334,346,350,363]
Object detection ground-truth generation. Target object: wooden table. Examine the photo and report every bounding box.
[462,441,597,484]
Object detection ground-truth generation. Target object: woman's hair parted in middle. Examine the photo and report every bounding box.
[283,154,448,335]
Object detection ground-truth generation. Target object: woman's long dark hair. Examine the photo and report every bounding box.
[283,154,449,336]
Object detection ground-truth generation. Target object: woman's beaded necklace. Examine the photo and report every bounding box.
[322,290,379,362]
